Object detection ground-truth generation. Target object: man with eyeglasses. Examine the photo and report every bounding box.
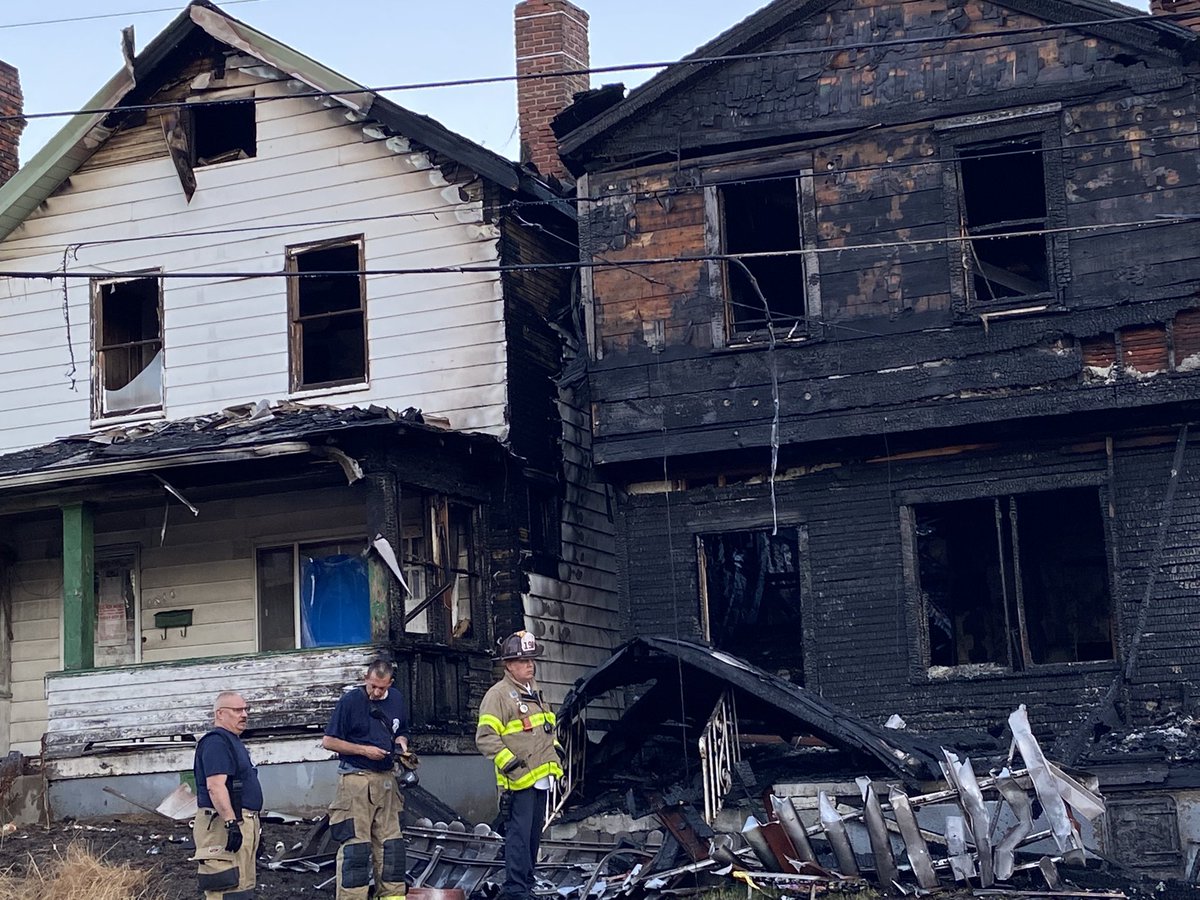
[322,659,409,900]
[191,691,263,899]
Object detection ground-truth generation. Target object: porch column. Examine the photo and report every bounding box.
[366,471,400,645]
[61,503,94,671]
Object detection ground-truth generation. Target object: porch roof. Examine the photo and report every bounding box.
[0,401,499,491]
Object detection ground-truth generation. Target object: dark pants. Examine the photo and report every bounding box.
[500,788,546,900]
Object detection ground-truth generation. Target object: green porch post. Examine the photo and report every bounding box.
[62,503,95,671]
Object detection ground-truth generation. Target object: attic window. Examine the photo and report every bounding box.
[287,237,368,391]
[719,177,810,334]
[957,137,1051,302]
[93,275,163,418]
[190,98,256,167]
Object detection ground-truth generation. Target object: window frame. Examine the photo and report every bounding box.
[695,521,814,681]
[704,168,821,347]
[184,90,258,169]
[398,493,484,645]
[938,108,1069,313]
[90,271,165,421]
[286,235,369,393]
[253,533,368,652]
[900,478,1118,676]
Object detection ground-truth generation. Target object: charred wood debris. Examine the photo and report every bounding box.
[260,639,1149,899]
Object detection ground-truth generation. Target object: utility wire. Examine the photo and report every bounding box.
[1,11,1195,124]
[4,129,1193,260]
[0,0,268,30]
[2,215,1188,282]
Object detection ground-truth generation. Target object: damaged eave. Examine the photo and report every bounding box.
[0,441,313,492]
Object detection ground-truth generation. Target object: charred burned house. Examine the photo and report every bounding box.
[556,0,1200,876]
[0,0,616,819]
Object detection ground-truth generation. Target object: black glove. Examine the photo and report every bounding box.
[224,820,243,854]
[501,756,525,775]
[498,790,514,823]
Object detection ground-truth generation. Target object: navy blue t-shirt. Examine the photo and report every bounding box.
[324,685,408,773]
[194,727,264,813]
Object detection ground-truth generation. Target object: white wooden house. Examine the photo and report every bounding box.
[0,0,617,816]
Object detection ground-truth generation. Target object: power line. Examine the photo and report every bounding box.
[4,126,1192,260]
[0,0,269,30]
[1,11,1194,124]
[1,215,1188,282]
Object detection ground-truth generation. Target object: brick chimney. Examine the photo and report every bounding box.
[515,0,589,182]
[1150,0,1200,31]
[0,61,23,187]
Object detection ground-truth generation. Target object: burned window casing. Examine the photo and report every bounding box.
[718,176,813,335]
[400,494,481,643]
[287,238,368,391]
[910,486,1114,670]
[189,99,257,167]
[92,275,163,418]
[941,113,1068,309]
[958,138,1050,301]
[256,537,369,651]
[699,527,805,677]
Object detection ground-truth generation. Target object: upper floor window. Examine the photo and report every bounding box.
[940,109,1067,309]
[287,237,368,392]
[906,486,1113,671]
[957,137,1050,301]
[717,176,814,336]
[92,274,163,419]
[189,98,257,167]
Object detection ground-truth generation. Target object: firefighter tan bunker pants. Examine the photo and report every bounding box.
[191,809,260,900]
[329,769,407,900]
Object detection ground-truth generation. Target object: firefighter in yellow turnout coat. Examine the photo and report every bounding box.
[476,631,563,900]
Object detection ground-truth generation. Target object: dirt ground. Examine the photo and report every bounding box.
[0,816,329,899]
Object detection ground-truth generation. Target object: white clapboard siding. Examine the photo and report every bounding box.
[0,74,511,454]
[2,484,368,754]
[43,646,375,758]
[7,517,63,755]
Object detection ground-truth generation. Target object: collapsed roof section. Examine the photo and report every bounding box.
[0,401,503,494]
[559,637,988,790]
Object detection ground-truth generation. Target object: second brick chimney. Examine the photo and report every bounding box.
[1150,0,1200,31]
[0,61,23,187]
[515,0,589,182]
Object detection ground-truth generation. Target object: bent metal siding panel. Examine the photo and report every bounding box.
[0,74,508,455]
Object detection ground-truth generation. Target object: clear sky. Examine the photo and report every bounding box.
[2,0,772,164]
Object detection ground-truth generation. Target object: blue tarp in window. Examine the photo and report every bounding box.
[300,553,370,647]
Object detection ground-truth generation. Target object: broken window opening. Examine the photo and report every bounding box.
[526,478,562,559]
[911,486,1114,670]
[189,99,256,167]
[699,527,804,678]
[957,137,1051,302]
[400,494,480,642]
[288,238,368,391]
[94,275,163,418]
[720,177,808,334]
[255,537,369,651]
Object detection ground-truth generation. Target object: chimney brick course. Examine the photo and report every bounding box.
[0,61,23,187]
[515,0,589,182]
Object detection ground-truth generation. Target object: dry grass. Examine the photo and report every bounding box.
[0,843,162,900]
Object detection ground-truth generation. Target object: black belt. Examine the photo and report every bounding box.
[200,808,260,817]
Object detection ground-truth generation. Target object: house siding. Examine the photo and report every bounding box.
[2,482,366,756]
[0,65,508,453]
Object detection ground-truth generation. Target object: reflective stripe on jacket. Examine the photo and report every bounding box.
[475,673,563,791]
